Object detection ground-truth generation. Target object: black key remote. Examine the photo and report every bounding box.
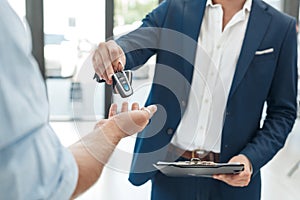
[112,71,133,98]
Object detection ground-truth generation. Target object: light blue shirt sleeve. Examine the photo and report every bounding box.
[0,0,78,199]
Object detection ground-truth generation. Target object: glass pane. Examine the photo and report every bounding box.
[44,0,106,121]
[114,0,158,35]
[44,0,105,78]
[113,0,158,106]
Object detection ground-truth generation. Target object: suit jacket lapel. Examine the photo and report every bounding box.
[182,0,207,83]
[182,0,207,40]
[228,0,271,99]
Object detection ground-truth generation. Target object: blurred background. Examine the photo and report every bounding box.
[6,0,300,199]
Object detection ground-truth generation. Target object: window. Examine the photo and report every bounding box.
[113,0,159,95]
[44,0,106,121]
[114,0,158,35]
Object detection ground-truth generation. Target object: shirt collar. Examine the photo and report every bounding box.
[206,0,252,12]
[243,0,252,12]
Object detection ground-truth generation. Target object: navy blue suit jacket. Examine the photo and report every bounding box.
[117,0,297,199]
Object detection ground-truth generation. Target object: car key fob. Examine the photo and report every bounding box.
[112,70,133,98]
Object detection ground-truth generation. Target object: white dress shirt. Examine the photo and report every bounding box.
[171,0,252,152]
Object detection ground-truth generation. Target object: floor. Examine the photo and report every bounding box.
[48,63,300,200]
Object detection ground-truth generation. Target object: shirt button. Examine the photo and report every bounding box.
[217,44,221,49]
[166,128,174,135]
[205,99,209,103]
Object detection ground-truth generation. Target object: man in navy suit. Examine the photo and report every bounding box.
[93,0,298,199]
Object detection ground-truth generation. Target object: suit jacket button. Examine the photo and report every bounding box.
[167,128,174,135]
[181,100,186,107]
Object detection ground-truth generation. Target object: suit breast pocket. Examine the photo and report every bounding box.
[249,54,276,83]
[252,52,275,64]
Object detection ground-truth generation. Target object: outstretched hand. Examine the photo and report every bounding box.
[70,102,157,198]
[95,102,157,141]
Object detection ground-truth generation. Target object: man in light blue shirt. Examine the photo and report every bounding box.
[0,0,156,199]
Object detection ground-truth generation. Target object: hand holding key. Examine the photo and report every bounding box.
[92,40,126,85]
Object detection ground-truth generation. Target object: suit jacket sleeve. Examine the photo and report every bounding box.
[240,19,298,175]
[115,0,171,70]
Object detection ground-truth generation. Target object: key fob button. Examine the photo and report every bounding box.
[123,84,129,91]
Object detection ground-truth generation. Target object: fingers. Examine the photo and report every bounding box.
[92,40,125,85]
[141,105,157,119]
[116,103,157,118]
[108,103,118,118]
[101,43,113,83]
[106,41,124,84]
[111,104,157,138]
[131,102,140,110]
[110,43,125,72]
[109,102,137,117]
[121,102,129,112]
[93,43,113,83]
[97,102,157,142]
[108,102,140,117]
[213,172,250,187]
